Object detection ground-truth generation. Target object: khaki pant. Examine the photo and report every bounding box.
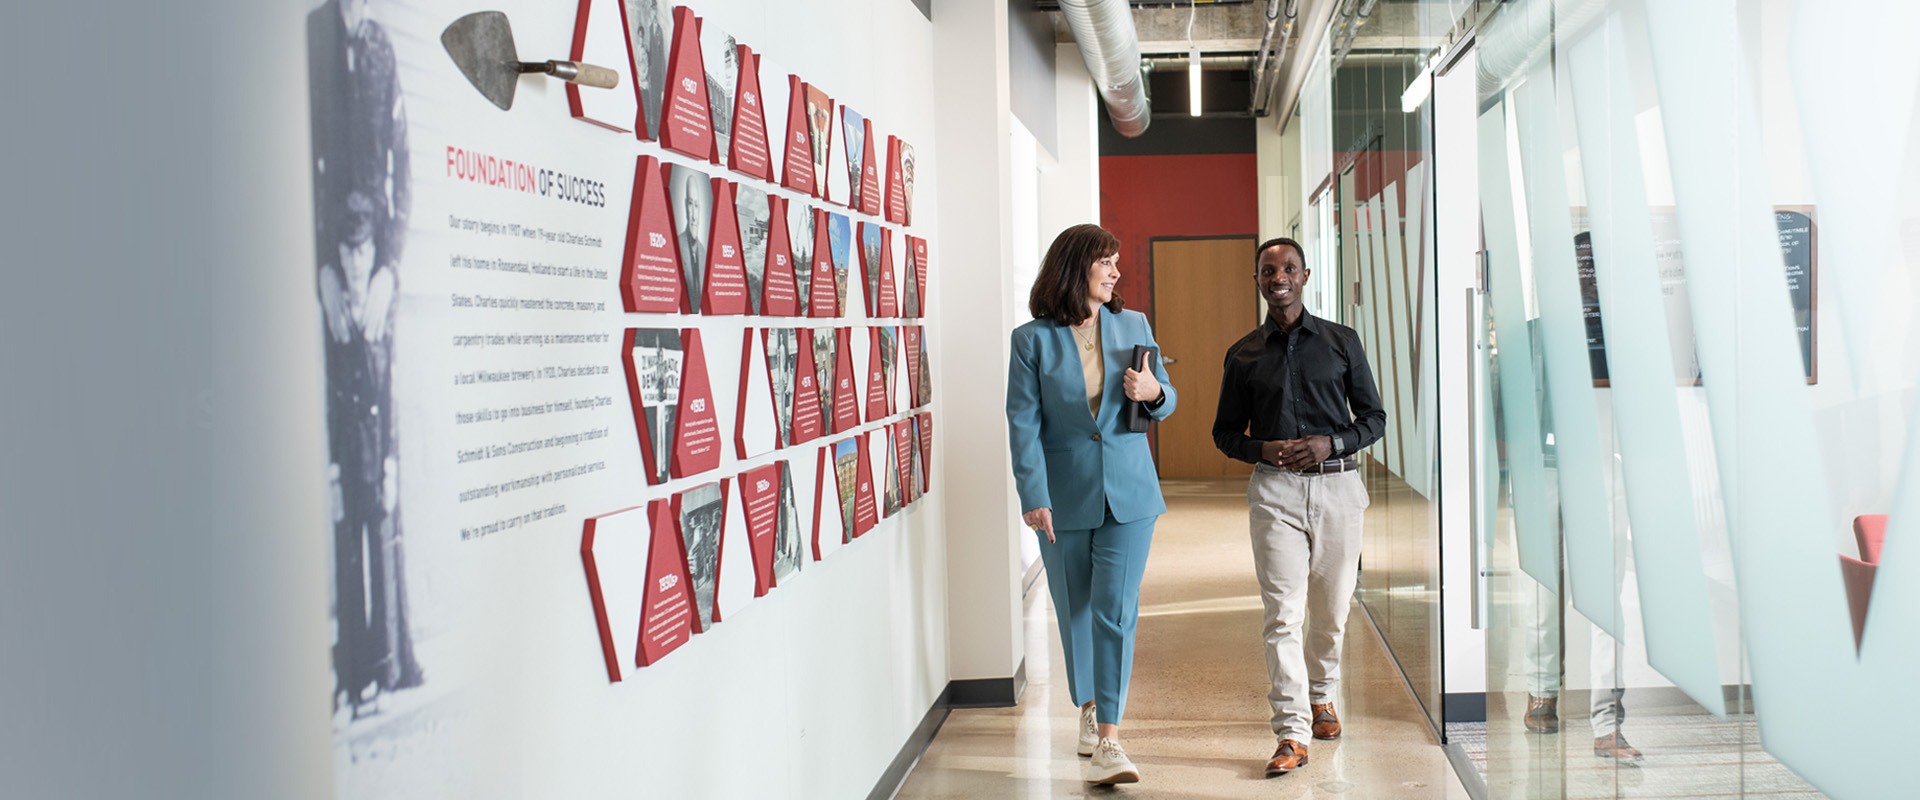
[1247,463,1369,742]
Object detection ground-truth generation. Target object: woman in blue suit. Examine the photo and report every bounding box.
[1006,223,1176,785]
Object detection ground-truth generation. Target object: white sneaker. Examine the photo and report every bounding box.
[1077,703,1098,757]
[1085,737,1140,785]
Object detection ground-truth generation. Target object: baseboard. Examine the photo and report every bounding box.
[946,658,1027,709]
[1443,692,1487,723]
[866,684,952,800]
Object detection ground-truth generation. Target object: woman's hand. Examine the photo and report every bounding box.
[1122,351,1164,403]
[1022,507,1055,543]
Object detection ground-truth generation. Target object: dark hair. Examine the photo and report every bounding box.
[1255,237,1306,268]
[1030,223,1124,326]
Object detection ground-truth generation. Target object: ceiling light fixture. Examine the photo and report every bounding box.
[1401,57,1434,113]
[1187,1,1201,116]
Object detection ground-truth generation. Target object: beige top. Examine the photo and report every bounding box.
[1073,316,1102,416]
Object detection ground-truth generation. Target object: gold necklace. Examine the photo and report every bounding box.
[1072,319,1098,351]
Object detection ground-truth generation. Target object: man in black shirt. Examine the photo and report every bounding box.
[1212,237,1384,776]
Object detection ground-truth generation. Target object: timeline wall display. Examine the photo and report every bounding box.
[307,2,938,788]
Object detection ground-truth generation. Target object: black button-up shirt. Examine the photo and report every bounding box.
[1212,311,1386,464]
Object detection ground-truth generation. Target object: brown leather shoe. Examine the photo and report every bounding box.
[1523,695,1559,734]
[1311,703,1341,740]
[1593,732,1643,766]
[1264,739,1309,776]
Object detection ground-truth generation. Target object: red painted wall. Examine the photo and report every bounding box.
[1098,153,1260,326]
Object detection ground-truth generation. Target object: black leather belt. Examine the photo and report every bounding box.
[1295,457,1358,475]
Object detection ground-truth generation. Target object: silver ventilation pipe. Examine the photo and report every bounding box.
[1056,0,1152,137]
[1330,0,1377,68]
[1250,0,1298,115]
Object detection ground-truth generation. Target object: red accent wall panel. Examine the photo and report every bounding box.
[1098,153,1260,325]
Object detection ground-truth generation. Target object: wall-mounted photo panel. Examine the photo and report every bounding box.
[829,437,864,540]
[893,418,915,506]
[735,463,781,597]
[807,208,840,317]
[899,141,917,226]
[831,327,861,434]
[882,425,902,518]
[907,416,923,504]
[620,155,683,312]
[790,328,825,444]
[729,45,774,181]
[852,432,879,537]
[890,325,910,415]
[841,106,867,211]
[673,481,726,632]
[621,0,673,139]
[811,445,845,559]
[916,328,932,409]
[849,323,871,424]
[639,499,695,666]
[666,163,713,314]
[916,412,932,495]
[857,222,883,317]
[884,136,907,224]
[702,178,749,315]
[670,328,722,479]
[858,117,882,217]
[789,199,817,316]
[865,327,891,422]
[902,326,922,412]
[735,327,777,459]
[772,461,805,585]
[580,504,645,682]
[735,183,771,315]
[699,19,736,166]
[769,59,814,194]
[622,328,683,485]
[659,6,712,159]
[827,212,852,316]
[761,194,800,316]
[567,0,637,133]
[877,229,899,317]
[804,85,835,203]
[905,234,928,318]
[715,476,754,621]
[762,328,799,446]
[810,327,839,433]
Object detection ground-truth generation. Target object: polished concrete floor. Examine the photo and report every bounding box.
[895,479,1471,799]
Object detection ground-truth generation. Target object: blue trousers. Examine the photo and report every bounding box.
[1036,507,1155,726]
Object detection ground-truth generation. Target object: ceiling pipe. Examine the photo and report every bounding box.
[1330,0,1377,69]
[1265,0,1341,132]
[1249,0,1298,115]
[1056,0,1153,137]
[1145,53,1256,70]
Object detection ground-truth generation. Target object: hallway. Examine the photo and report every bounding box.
[897,479,1471,799]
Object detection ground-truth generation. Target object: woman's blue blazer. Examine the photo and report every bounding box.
[1005,305,1178,531]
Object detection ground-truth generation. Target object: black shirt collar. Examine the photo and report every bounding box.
[1261,308,1321,340]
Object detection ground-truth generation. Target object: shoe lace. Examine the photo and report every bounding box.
[1098,739,1127,761]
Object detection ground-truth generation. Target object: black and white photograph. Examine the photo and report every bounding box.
[841,106,866,208]
[669,165,714,314]
[309,0,424,724]
[827,212,852,314]
[805,86,832,194]
[860,222,882,316]
[700,22,736,163]
[624,0,672,139]
[736,184,770,314]
[879,327,896,405]
[909,416,923,498]
[631,328,684,484]
[883,428,902,517]
[812,327,837,430]
[901,252,919,319]
[788,201,815,315]
[765,328,798,444]
[899,141,915,225]
[832,438,860,540]
[678,482,725,630]
[774,461,804,582]
[918,337,931,408]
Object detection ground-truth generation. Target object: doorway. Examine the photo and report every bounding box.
[1149,236,1259,478]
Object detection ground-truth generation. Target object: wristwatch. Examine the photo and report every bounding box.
[1329,434,1344,457]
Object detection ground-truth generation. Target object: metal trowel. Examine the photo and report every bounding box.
[441,11,619,110]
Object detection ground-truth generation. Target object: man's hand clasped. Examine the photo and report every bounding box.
[1262,435,1334,471]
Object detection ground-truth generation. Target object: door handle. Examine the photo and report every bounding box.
[1162,356,1178,366]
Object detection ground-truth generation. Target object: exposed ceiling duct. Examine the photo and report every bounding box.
[1249,0,1298,115]
[1055,0,1153,137]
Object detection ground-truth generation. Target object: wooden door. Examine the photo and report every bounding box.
[1151,237,1259,478]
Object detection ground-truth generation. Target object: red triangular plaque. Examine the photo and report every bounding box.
[907,235,928,318]
[735,327,778,458]
[917,413,932,494]
[857,221,884,317]
[637,498,695,666]
[790,329,825,445]
[902,326,922,411]
[620,156,683,312]
[859,118,882,217]
[660,6,713,159]
[729,45,774,181]
[761,195,800,316]
[780,76,815,194]
[804,85,834,203]
[851,433,878,537]
[812,446,842,558]
[885,136,907,224]
[569,0,637,133]
[832,327,861,433]
[703,179,750,315]
[581,505,643,682]
[894,420,915,504]
[670,329,722,479]
[877,228,898,318]
[865,327,890,422]
[808,208,839,317]
[737,463,781,597]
